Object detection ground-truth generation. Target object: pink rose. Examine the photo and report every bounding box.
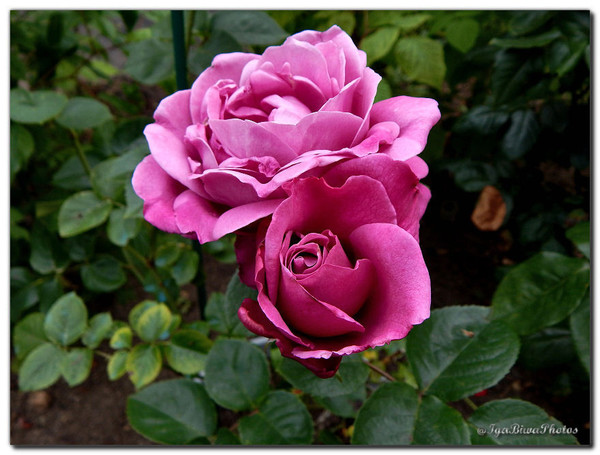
[237,154,431,378]
[132,25,440,244]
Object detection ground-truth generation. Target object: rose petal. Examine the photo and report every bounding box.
[278,268,365,337]
[371,96,441,161]
[153,89,192,138]
[213,198,284,240]
[238,299,341,378]
[209,118,298,165]
[132,155,184,234]
[289,223,430,358]
[144,123,204,194]
[298,258,375,317]
[292,25,366,84]
[172,190,221,243]
[322,154,430,239]
[190,52,259,123]
[264,176,397,304]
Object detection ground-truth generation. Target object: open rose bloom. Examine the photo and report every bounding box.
[132,25,440,377]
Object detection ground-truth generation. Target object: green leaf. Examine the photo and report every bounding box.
[406,306,520,401]
[275,354,369,398]
[110,326,133,349]
[60,348,93,386]
[313,387,366,418]
[395,36,446,89]
[127,378,217,444]
[18,342,64,391]
[454,105,510,135]
[126,343,162,389]
[58,190,112,237]
[56,97,113,130]
[238,391,313,445]
[52,155,94,191]
[10,123,34,181]
[44,292,88,346]
[107,206,142,247]
[91,146,149,200]
[125,38,174,85]
[491,252,590,335]
[215,427,241,445]
[212,11,287,46]
[204,339,270,411]
[13,313,48,360]
[205,272,255,337]
[569,289,590,374]
[107,350,128,380]
[29,223,70,274]
[352,382,470,445]
[360,27,400,65]
[368,11,430,31]
[469,399,578,445]
[373,78,392,103]
[81,312,113,349]
[501,109,540,159]
[446,18,480,53]
[133,302,172,343]
[169,249,199,286]
[163,329,212,375]
[80,255,127,292]
[519,328,577,370]
[491,29,562,49]
[491,50,543,107]
[508,11,554,35]
[314,10,356,35]
[10,88,68,124]
[566,221,590,259]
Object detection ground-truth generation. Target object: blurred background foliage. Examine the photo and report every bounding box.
[10,10,590,445]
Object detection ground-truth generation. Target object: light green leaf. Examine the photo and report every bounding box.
[491,252,590,335]
[107,350,129,380]
[44,292,88,346]
[360,27,400,65]
[18,342,64,391]
[395,36,446,89]
[110,326,133,350]
[127,379,217,444]
[238,391,313,445]
[469,399,578,445]
[58,191,112,237]
[133,303,172,343]
[80,255,127,292]
[61,348,93,386]
[13,312,48,360]
[126,343,162,389]
[406,306,520,401]
[204,339,269,411]
[10,88,68,124]
[56,97,113,130]
[352,382,470,445]
[81,312,113,349]
[446,18,480,53]
[163,329,212,375]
